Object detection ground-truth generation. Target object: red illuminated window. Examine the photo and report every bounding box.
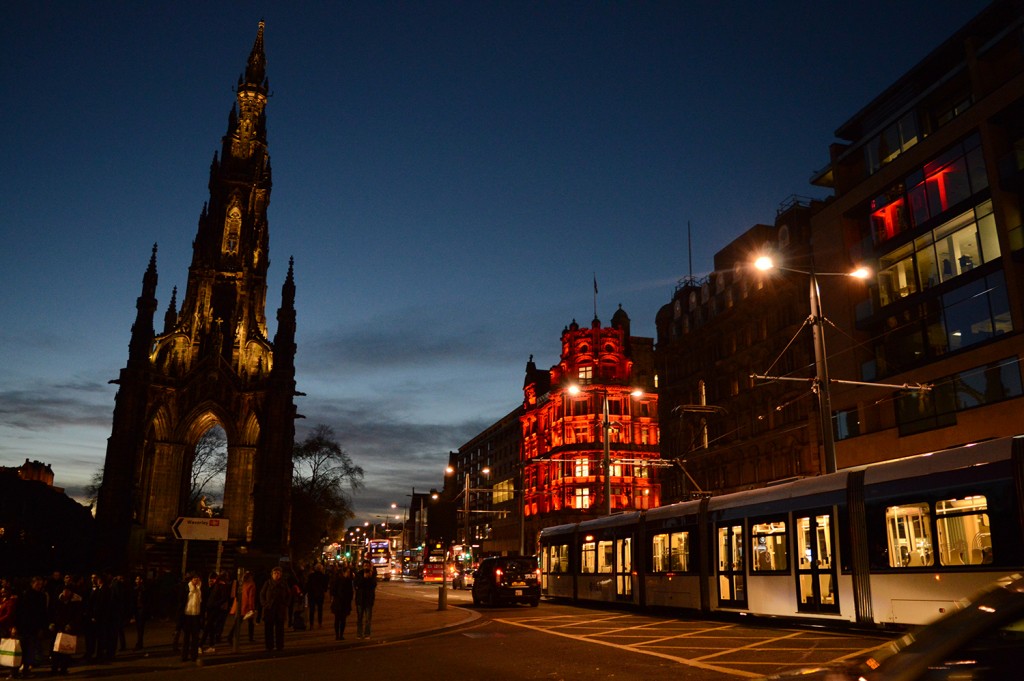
[871,195,906,244]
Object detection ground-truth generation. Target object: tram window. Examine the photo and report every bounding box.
[886,502,934,567]
[936,495,992,566]
[597,540,614,573]
[718,524,743,571]
[548,543,570,573]
[651,531,690,572]
[751,520,788,572]
[581,540,596,574]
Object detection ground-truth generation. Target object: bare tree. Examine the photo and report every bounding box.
[189,426,227,514]
[291,424,364,557]
[84,466,104,508]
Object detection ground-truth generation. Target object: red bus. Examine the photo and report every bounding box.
[422,541,447,583]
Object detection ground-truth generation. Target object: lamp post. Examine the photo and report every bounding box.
[754,257,870,474]
[568,384,643,516]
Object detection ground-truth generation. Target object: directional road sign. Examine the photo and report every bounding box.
[172,516,230,541]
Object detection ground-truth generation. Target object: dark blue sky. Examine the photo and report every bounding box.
[1,1,990,521]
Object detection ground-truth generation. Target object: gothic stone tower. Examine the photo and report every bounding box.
[96,22,298,568]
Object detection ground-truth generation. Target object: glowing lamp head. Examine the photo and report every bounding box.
[849,267,871,279]
[754,256,774,271]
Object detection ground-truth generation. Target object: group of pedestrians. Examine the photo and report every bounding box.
[0,571,149,677]
[0,560,382,675]
[172,569,240,662]
[325,560,376,640]
[173,558,379,659]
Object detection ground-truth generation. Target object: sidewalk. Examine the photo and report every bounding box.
[26,583,477,677]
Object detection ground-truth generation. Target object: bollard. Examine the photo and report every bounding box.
[438,584,447,610]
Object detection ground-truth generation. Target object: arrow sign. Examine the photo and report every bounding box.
[172,517,229,541]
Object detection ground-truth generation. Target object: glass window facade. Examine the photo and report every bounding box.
[895,357,1023,436]
[870,134,987,247]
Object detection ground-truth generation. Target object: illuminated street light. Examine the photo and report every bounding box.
[753,256,870,475]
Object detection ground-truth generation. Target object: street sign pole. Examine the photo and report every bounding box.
[181,540,189,578]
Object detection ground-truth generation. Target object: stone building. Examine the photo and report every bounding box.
[96,22,299,570]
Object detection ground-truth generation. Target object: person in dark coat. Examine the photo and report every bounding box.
[329,564,353,640]
[305,564,328,630]
[110,574,130,654]
[83,573,115,662]
[50,583,83,675]
[170,573,189,653]
[16,576,50,676]
[130,575,148,650]
[259,567,291,651]
[353,561,377,639]
[200,572,229,648]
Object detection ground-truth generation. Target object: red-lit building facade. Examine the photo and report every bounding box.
[521,308,661,542]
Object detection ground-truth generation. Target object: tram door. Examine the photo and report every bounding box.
[615,537,632,599]
[795,511,839,613]
[716,523,747,608]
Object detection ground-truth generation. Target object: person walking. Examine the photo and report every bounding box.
[353,561,377,639]
[50,582,83,676]
[179,573,204,663]
[239,572,257,643]
[200,572,229,650]
[329,564,353,640]
[259,567,291,652]
[16,576,49,677]
[170,573,189,653]
[0,583,17,640]
[305,564,328,630]
[130,575,148,650]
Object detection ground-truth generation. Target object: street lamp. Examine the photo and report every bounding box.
[753,256,869,475]
[567,384,644,516]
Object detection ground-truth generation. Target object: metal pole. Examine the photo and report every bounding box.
[463,473,470,546]
[602,392,612,516]
[809,272,838,474]
[519,471,526,556]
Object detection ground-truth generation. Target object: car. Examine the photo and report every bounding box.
[762,573,1024,681]
[453,568,475,590]
[472,556,541,607]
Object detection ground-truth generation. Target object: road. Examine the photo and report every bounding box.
[133,581,894,681]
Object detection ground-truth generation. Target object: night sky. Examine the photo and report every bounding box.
[1,1,991,523]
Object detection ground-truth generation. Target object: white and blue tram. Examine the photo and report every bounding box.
[538,435,1024,626]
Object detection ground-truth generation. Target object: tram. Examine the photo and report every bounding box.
[538,435,1024,627]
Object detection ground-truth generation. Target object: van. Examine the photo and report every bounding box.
[471,556,541,607]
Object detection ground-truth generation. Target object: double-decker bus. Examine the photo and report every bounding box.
[367,538,391,580]
[422,541,448,583]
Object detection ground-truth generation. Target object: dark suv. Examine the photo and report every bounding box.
[471,556,541,607]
